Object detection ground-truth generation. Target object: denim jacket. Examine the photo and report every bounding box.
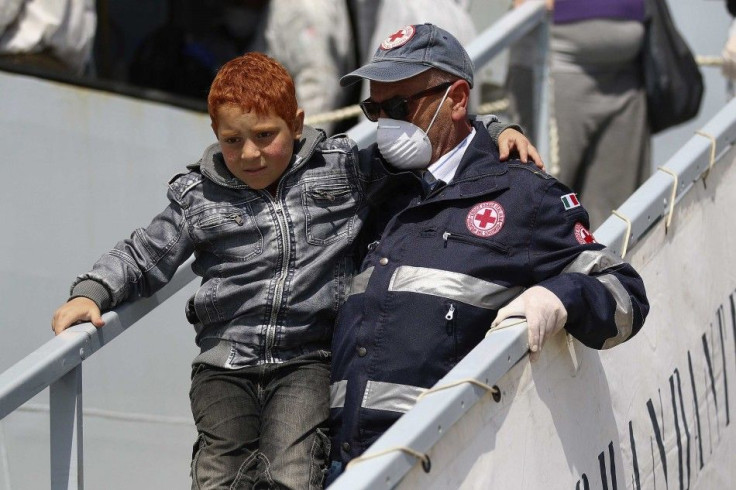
[71,126,366,367]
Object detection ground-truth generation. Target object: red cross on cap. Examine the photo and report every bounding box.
[380,25,415,50]
[388,31,404,42]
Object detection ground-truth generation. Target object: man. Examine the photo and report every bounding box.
[329,23,649,467]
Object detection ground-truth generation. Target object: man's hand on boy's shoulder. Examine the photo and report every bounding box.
[51,297,105,335]
[498,128,545,171]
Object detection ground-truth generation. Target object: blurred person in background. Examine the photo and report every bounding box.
[723,0,736,95]
[507,0,650,228]
[129,0,356,135]
[264,0,356,135]
[0,0,96,76]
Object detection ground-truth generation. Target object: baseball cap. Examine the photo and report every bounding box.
[340,23,474,88]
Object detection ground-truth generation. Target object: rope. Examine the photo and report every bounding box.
[346,446,432,473]
[476,97,510,115]
[694,130,717,180]
[566,333,581,374]
[547,74,561,177]
[416,378,499,401]
[304,105,363,125]
[696,55,725,67]
[610,210,633,258]
[657,166,679,232]
[486,316,527,337]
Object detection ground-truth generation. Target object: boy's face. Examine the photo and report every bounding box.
[213,104,304,190]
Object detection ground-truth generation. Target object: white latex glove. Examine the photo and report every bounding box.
[491,286,567,360]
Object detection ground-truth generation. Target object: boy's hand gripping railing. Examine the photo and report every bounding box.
[0,257,197,489]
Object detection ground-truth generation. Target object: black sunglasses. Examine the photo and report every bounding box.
[359,82,453,122]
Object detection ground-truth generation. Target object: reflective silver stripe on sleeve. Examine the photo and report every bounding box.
[598,274,635,349]
[361,380,427,413]
[561,248,624,274]
[561,249,634,349]
[330,380,347,409]
[387,266,523,310]
[347,267,374,297]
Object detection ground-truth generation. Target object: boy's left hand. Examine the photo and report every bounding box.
[498,128,545,171]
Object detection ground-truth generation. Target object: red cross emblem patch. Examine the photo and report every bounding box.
[466,201,505,237]
[380,25,415,50]
[574,222,596,244]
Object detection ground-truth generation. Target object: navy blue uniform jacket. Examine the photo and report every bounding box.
[330,121,649,462]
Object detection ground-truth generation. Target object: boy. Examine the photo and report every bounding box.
[51,53,536,488]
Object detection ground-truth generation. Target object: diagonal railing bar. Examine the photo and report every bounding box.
[0,256,197,421]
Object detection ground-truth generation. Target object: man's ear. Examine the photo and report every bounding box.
[293,109,305,140]
[449,80,470,122]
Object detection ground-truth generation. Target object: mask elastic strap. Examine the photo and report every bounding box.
[424,85,452,134]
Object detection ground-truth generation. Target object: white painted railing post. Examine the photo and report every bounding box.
[50,365,83,489]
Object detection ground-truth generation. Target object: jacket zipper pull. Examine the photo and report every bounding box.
[233,214,244,226]
[445,303,456,336]
[442,232,451,248]
[445,303,455,321]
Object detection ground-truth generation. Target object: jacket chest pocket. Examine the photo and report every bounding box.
[442,231,510,256]
[301,177,360,246]
[192,203,263,261]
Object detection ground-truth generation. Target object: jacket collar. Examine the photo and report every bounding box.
[193,125,326,190]
[427,120,511,202]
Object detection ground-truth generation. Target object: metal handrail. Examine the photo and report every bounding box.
[0,259,196,488]
[0,258,196,421]
[596,98,736,257]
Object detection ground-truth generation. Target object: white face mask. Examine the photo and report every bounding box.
[376,86,451,169]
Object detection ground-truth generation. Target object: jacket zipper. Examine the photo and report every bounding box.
[445,303,457,361]
[265,191,291,363]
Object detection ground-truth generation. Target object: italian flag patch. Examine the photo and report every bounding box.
[561,193,580,210]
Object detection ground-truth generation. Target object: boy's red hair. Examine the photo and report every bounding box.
[208,53,298,130]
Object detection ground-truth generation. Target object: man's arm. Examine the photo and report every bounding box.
[533,180,648,349]
[494,178,648,354]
